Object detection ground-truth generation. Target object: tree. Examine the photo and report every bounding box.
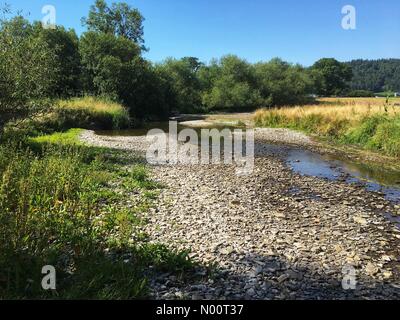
[254,58,313,106]
[0,16,81,99]
[155,57,204,113]
[32,23,81,97]
[201,55,261,111]
[0,15,57,134]
[347,59,400,93]
[79,31,141,94]
[82,0,145,49]
[311,58,353,96]
[79,32,168,119]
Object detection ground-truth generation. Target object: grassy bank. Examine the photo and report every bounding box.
[254,98,400,158]
[22,97,131,135]
[0,130,193,299]
[56,97,131,130]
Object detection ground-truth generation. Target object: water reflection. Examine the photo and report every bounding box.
[287,148,400,203]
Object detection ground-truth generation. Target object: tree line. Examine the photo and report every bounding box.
[347,59,400,94]
[1,0,396,130]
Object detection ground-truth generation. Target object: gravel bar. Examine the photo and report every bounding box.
[80,128,400,300]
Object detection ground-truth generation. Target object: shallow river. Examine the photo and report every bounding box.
[96,123,400,204]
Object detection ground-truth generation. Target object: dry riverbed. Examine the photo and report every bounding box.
[80,128,400,300]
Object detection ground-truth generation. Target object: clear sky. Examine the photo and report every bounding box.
[4,0,400,66]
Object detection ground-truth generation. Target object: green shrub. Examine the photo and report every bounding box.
[342,115,387,145]
[346,90,375,97]
[368,120,400,157]
[342,115,400,157]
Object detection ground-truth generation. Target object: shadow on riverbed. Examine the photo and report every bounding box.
[165,251,400,300]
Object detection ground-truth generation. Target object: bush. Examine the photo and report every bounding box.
[342,115,385,145]
[0,16,57,132]
[343,115,400,157]
[346,90,375,97]
[369,121,400,157]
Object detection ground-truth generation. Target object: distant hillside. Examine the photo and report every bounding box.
[346,59,400,93]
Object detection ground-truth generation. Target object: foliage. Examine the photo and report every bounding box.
[198,56,314,111]
[82,0,145,50]
[200,55,262,111]
[347,59,400,93]
[254,58,313,106]
[79,31,141,96]
[32,23,82,97]
[0,15,57,133]
[79,32,168,119]
[311,58,353,96]
[345,90,375,98]
[1,16,81,99]
[156,57,204,113]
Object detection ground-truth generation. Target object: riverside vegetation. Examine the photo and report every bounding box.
[0,130,194,299]
[255,98,400,159]
[27,97,131,134]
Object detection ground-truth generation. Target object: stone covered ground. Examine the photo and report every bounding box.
[80,128,400,300]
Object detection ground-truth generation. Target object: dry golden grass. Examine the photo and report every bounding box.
[52,96,130,130]
[254,97,400,157]
[58,96,128,116]
[255,97,400,126]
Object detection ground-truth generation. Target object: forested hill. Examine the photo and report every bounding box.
[346,59,400,93]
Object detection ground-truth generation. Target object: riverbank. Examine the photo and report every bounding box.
[0,131,195,299]
[254,98,400,165]
[179,117,400,176]
[79,127,400,300]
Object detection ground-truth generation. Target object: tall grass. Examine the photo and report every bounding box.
[55,96,131,130]
[26,97,131,134]
[254,98,400,157]
[0,132,193,299]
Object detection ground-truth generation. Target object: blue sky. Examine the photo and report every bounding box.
[4,0,400,65]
